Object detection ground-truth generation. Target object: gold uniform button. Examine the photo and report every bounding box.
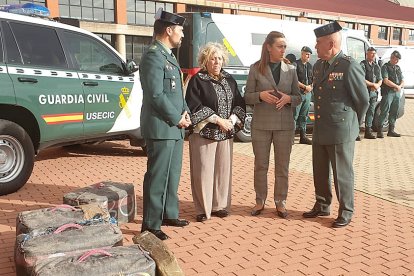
[317,106,320,109]
[333,86,336,89]
[319,86,322,90]
[318,96,321,99]
[317,115,321,119]
[342,118,345,121]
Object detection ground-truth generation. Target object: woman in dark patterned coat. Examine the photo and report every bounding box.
[185,42,246,222]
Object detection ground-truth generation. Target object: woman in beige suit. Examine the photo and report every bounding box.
[245,31,302,218]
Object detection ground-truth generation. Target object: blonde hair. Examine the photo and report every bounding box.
[197,42,229,71]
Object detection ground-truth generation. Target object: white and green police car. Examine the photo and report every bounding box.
[0,6,143,195]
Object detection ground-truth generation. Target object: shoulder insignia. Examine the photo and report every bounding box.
[341,55,352,62]
[149,45,157,50]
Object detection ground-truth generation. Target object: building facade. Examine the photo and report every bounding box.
[3,0,414,62]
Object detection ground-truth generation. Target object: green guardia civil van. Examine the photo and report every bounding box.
[0,6,143,195]
[177,12,405,141]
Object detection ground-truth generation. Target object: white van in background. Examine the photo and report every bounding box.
[178,12,374,141]
[376,46,414,98]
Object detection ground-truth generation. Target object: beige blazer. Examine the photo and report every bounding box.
[244,61,302,130]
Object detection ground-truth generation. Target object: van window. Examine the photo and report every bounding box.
[62,31,124,74]
[10,22,67,68]
[2,22,22,64]
[346,37,366,63]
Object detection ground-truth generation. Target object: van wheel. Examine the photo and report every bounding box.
[236,112,252,142]
[0,120,35,195]
[372,105,389,132]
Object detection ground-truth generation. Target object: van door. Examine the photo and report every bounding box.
[345,37,367,63]
[4,21,84,142]
[60,31,136,138]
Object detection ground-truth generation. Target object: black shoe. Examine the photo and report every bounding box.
[377,129,384,138]
[303,207,330,218]
[332,217,351,228]
[211,209,228,218]
[276,206,288,219]
[162,218,189,227]
[141,228,169,240]
[251,204,264,216]
[299,130,312,145]
[196,214,207,222]
[355,136,361,141]
[387,130,401,137]
[364,128,376,139]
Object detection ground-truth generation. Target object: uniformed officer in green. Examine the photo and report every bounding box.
[360,47,382,139]
[377,50,404,138]
[294,46,314,144]
[139,9,191,240]
[303,21,369,228]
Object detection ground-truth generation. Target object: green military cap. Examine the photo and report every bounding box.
[392,50,401,59]
[155,8,185,26]
[301,46,312,54]
[314,21,342,38]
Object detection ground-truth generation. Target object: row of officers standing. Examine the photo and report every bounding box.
[138,9,404,240]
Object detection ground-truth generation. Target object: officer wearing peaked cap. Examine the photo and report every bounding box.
[377,50,404,138]
[294,46,314,144]
[139,8,190,240]
[302,21,369,228]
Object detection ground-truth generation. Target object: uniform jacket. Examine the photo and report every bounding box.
[139,40,189,139]
[185,70,246,141]
[244,61,302,130]
[295,59,313,93]
[360,59,382,94]
[312,51,369,145]
[380,61,404,94]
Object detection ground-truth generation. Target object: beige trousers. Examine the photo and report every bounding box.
[189,134,233,218]
[251,128,294,206]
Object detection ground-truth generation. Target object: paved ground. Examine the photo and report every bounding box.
[1,99,413,275]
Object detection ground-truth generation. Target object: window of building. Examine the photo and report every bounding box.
[378,26,388,40]
[309,18,319,24]
[186,4,222,13]
[125,35,152,63]
[360,24,370,39]
[392,27,401,41]
[409,30,414,41]
[0,0,45,4]
[127,1,173,26]
[345,22,355,29]
[59,0,114,22]
[284,15,297,21]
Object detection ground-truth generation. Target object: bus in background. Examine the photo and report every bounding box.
[177,12,375,142]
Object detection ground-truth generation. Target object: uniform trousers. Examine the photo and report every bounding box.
[294,92,312,131]
[251,128,294,206]
[312,141,355,220]
[378,91,400,127]
[142,138,183,230]
[189,134,233,219]
[365,91,378,128]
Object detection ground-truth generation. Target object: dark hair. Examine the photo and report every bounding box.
[256,31,285,75]
[153,20,174,36]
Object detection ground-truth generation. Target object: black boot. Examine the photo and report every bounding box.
[299,129,312,145]
[377,128,384,138]
[364,128,376,139]
[387,125,401,137]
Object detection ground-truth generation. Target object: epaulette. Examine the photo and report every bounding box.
[148,45,158,51]
[341,55,352,63]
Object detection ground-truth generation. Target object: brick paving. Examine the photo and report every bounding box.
[1,99,413,275]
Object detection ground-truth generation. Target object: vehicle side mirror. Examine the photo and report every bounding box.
[125,60,138,74]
